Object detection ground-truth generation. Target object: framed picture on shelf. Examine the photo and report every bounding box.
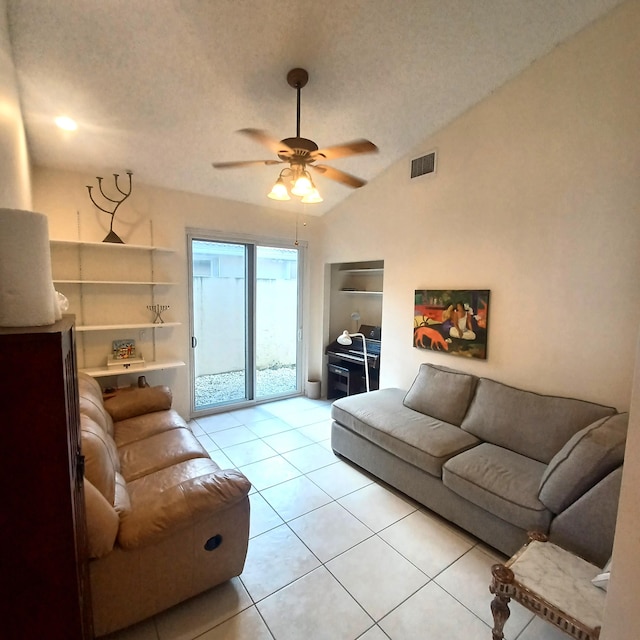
[112,339,136,359]
[414,289,490,359]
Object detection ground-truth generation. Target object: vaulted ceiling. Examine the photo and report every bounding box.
[7,0,625,214]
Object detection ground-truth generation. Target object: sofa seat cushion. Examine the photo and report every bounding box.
[403,363,478,426]
[118,427,210,482]
[538,413,628,514]
[443,443,551,531]
[119,457,251,548]
[332,388,480,477]
[460,378,616,463]
[114,409,187,448]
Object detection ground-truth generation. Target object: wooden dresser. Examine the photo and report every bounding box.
[0,316,93,639]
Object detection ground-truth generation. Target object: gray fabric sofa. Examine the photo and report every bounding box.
[331,363,627,566]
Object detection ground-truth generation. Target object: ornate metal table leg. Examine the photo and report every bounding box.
[490,564,515,640]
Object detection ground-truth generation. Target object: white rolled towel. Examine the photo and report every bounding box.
[0,209,58,327]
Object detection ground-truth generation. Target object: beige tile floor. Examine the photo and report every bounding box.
[102,396,569,640]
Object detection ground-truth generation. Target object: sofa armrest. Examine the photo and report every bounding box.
[549,467,623,567]
[84,478,119,559]
[117,469,251,549]
[104,386,173,422]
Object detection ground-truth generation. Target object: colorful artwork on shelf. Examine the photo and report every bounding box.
[112,339,136,359]
[414,289,490,359]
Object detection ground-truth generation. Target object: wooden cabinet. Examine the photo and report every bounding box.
[0,317,93,639]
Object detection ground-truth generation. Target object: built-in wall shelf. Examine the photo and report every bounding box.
[50,226,181,379]
[76,322,181,332]
[338,264,384,295]
[328,259,385,400]
[339,268,385,275]
[50,239,175,253]
[339,290,383,295]
[80,359,186,378]
[329,259,384,363]
[53,279,176,285]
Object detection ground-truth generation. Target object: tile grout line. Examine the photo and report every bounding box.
[245,457,506,636]
[156,397,514,640]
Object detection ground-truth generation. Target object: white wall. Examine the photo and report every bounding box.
[601,332,640,639]
[314,0,640,411]
[0,0,31,208]
[32,167,317,418]
[312,4,640,635]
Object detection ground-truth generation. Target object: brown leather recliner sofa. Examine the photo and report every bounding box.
[77,372,251,637]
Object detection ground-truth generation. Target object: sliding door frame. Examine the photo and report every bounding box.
[187,228,306,418]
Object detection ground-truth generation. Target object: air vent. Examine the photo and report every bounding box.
[410,151,436,178]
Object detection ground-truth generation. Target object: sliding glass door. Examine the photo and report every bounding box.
[255,245,300,398]
[189,236,301,413]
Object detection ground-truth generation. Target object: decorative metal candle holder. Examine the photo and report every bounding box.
[147,304,169,324]
[86,171,133,243]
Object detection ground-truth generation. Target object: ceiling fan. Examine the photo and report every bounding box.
[212,68,378,203]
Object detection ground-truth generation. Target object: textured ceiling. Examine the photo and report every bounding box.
[7,0,625,215]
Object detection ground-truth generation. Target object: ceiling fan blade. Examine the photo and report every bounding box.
[310,139,378,161]
[311,164,367,188]
[238,128,295,158]
[212,159,284,169]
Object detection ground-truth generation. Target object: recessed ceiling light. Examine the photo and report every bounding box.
[55,116,77,131]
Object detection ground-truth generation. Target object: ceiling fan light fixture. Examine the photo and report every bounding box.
[291,171,313,197]
[55,115,77,131]
[212,68,378,205]
[267,177,291,201]
[301,186,323,203]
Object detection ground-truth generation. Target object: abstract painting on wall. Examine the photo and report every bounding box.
[414,289,490,359]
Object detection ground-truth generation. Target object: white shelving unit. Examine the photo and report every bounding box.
[338,265,384,295]
[329,260,384,348]
[50,234,185,379]
[80,359,185,378]
[54,280,176,285]
[50,239,174,253]
[76,322,181,332]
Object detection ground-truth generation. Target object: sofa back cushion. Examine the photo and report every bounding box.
[81,414,119,505]
[460,378,616,463]
[78,371,103,398]
[79,394,115,438]
[78,372,115,437]
[538,412,627,513]
[104,385,173,423]
[403,363,478,426]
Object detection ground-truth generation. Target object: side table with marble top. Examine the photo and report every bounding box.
[489,532,607,640]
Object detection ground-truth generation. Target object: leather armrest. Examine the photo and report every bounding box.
[117,469,251,549]
[84,479,119,558]
[104,386,173,422]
